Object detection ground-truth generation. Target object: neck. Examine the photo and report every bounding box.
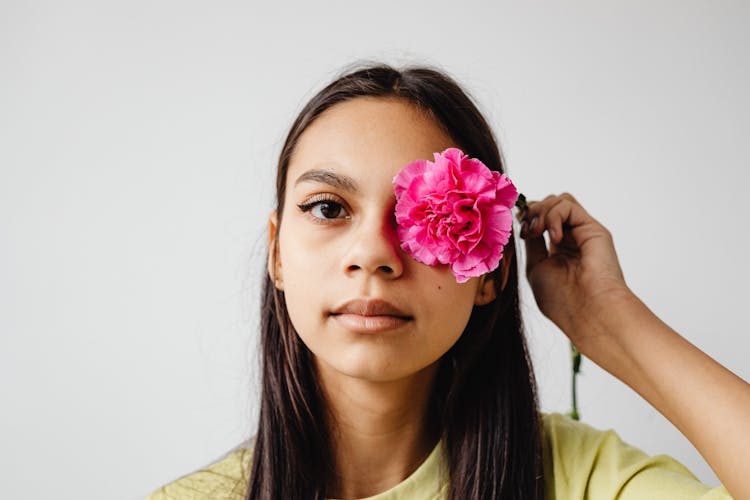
[316,358,441,499]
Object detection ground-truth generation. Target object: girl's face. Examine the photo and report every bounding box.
[268,97,495,383]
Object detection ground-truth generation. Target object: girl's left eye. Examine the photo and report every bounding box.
[296,196,351,222]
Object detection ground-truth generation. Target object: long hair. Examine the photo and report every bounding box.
[247,62,545,499]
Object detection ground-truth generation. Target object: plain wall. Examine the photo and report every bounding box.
[1,1,748,498]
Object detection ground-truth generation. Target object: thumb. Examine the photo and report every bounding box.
[523,231,549,277]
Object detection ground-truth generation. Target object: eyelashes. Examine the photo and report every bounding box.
[296,194,351,224]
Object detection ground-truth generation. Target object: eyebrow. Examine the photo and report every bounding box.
[293,168,359,193]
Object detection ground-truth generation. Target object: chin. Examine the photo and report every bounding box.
[316,350,422,383]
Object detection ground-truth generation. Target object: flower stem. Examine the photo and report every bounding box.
[515,193,528,214]
[569,342,581,420]
[515,193,582,420]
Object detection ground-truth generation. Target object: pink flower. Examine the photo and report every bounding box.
[392,147,519,283]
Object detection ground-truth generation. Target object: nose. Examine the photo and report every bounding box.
[342,205,404,279]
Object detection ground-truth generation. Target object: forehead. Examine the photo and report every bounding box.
[287,97,456,187]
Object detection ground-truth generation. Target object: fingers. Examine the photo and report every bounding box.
[517,193,589,244]
[522,226,549,273]
[515,193,596,276]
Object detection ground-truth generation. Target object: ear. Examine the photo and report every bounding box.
[267,211,283,291]
[474,251,513,306]
[474,273,496,306]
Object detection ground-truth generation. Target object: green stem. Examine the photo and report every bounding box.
[569,342,581,420]
[515,193,528,214]
[515,194,582,420]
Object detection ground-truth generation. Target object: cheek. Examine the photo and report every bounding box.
[278,219,335,276]
[280,270,327,360]
[276,223,330,334]
[414,270,478,342]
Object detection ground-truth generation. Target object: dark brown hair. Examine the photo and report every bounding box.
[247,62,545,499]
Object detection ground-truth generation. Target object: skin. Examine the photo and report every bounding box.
[519,195,750,499]
[268,94,750,498]
[266,96,503,499]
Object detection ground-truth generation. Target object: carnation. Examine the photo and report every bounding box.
[392,147,519,283]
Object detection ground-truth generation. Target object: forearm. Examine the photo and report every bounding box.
[570,291,750,498]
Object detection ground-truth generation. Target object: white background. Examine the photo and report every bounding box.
[2,1,748,498]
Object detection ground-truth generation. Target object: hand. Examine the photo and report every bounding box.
[517,193,632,342]
[518,195,750,499]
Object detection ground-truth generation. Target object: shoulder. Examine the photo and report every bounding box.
[147,438,255,500]
[540,412,732,499]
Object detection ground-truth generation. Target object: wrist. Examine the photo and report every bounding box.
[565,286,644,355]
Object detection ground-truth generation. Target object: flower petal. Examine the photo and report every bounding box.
[392,147,519,283]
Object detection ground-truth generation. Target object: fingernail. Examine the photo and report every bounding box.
[530,217,538,230]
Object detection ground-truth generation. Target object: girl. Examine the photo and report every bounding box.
[149,63,747,499]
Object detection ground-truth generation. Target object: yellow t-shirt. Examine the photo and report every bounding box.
[148,412,733,499]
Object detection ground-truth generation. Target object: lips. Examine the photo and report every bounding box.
[330,298,412,333]
[330,298,411,318]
